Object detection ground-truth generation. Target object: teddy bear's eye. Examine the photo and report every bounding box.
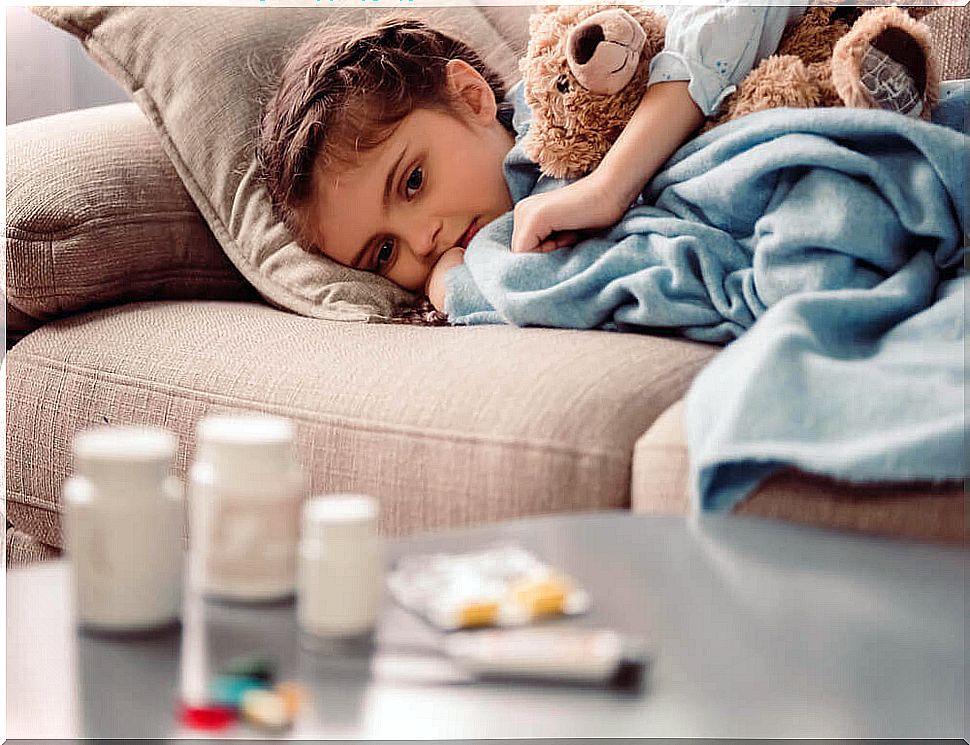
[555,74,570,94]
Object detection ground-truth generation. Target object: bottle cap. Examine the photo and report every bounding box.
[73,426,177,462]
[72,426,177,479]
[195,414,297,485]
[71,426,177,497]
[301,494,379,544]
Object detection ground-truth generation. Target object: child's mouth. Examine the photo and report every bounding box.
[457,219,480,249]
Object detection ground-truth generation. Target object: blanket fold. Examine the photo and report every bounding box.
[446,80,969,511]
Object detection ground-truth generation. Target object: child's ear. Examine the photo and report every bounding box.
[445,59,497,124]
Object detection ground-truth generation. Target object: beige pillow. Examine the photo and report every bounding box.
[33,5,521,321]
[5,102,259,345]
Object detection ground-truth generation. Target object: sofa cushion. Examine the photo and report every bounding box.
[32,6,521,321]
[5,301,716,545]
[4,103,259,345]
[632,400,967,543]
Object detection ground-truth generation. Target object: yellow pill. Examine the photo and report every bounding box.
[509,576,570,617]
[241,688,291,732]
[458,601,500,628]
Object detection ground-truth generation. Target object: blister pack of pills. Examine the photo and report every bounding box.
[387,544,590,630]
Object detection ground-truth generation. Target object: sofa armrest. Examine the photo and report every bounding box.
[630,399,692,516]
[632,399,966,543]
[4,102,258,345]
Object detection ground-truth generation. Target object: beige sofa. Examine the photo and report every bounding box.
[6,6,967,565]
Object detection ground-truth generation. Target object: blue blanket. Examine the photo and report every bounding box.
[445,80,968,511]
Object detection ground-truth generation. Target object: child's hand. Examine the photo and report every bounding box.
[424,246,466,312]
[510,170,628,254]
[511,82,705,255]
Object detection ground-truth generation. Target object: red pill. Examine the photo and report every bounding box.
[178,701,235,731]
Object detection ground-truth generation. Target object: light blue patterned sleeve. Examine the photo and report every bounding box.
[649,4,807,116]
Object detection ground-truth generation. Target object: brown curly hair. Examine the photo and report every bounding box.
[258,16,511,249]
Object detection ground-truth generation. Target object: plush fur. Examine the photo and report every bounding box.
[520,4,666,179]
[523,4,942,179]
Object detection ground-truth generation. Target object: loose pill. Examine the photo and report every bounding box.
[458,601,500,629]
[178,701,235,731]
[509,576,570,618]
[210,674,271,709]
[241,688,292,732]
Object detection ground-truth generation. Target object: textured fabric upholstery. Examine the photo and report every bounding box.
[925,5,970,80]
[630,401,691,517]
[5,526,60,568]
[4,103,258,344]
[5,301,715,546]
[735,473,967,544]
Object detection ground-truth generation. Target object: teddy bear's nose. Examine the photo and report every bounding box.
[571,23,606,66]
[565,9,647,96]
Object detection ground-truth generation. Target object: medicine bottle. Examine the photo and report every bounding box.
[297,494,384,641]
[188,414,304,601]
[63,426,182,632]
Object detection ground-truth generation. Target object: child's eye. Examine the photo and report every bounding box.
[376,239,395,268]
[405,167,423,199]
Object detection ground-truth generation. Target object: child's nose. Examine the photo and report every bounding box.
[403,217,442,259]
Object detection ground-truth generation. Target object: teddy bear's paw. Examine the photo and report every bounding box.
[831,6,940,121]
[858,43,923,117]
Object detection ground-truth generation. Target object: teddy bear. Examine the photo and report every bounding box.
[521,4,942,180]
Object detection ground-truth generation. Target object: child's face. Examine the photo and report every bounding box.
[307,65,515,293]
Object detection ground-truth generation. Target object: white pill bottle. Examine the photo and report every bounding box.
[297,494,384,641]
[188,414,305,602]
[63,426,183,632]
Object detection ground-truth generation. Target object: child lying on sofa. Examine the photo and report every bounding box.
[258,7,811,312]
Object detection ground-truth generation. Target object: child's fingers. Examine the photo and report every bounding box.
[511,198,556,253]
[535,231,579,253]
[511,221,549,253]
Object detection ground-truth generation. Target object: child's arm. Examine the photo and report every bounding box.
[511,81,702,253]
[511,4,805,254]
[425,247,466,312]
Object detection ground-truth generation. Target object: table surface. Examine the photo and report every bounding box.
[6,511,968,739]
